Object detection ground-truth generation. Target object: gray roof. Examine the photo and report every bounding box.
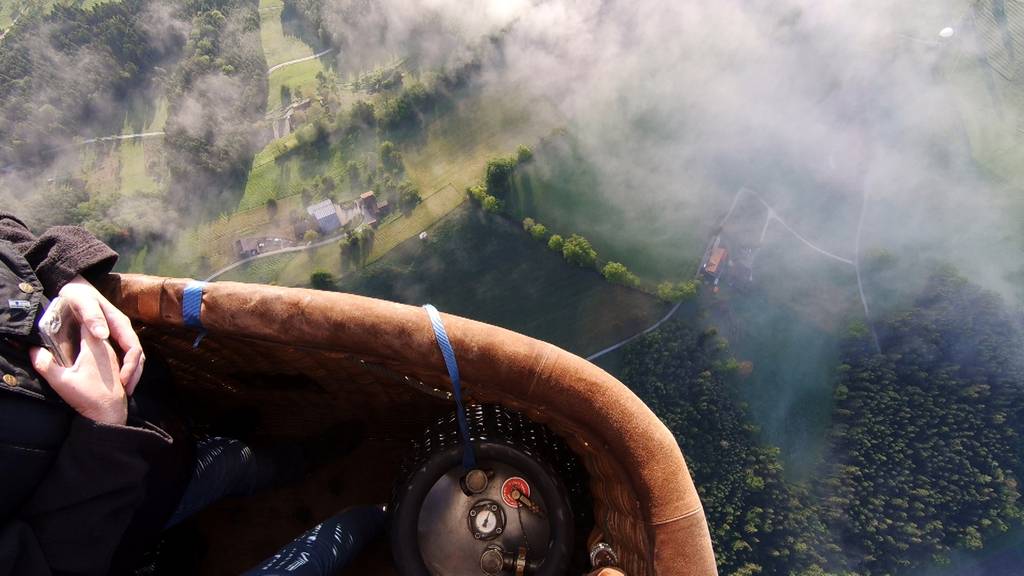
[306,199,336,221]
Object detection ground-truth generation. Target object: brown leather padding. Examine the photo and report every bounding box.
[102,274,718,576]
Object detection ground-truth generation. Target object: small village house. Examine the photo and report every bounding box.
[307,199,343,233]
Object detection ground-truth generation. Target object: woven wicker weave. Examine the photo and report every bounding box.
[101,274,718,576]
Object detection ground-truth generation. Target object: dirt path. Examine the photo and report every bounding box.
[267,49,333,74]
[81,131,165,145]
[586,300,684,361]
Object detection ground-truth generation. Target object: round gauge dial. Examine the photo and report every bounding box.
[467,500,506,540]
[475,509,497,533]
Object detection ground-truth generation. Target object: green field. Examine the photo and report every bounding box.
[0,0,117,29]
[260,82,564,286]
[338,204,669,357]
[240,133,362,212]
[121,94,168,135]
[259,0,322,67]
[259,0,329,110]
[216,252,300,284]
[268,59,328,111]
[118,139,159,195]
[509,135,710,284]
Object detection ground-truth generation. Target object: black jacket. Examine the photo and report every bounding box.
[0,213,192,576]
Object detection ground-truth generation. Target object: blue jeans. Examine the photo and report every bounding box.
[166,437,385,575]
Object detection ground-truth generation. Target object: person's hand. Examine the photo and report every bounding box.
[30,333,127,426]
[58,276,145,395]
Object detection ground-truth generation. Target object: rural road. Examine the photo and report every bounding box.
[81,131,165,145]
[204,231,346,282]
[587,182,878,363]
[0,16,19,42]
[586,299,685,362]
[268,49,334,74]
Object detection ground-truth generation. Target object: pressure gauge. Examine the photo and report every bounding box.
[468,500,506,541]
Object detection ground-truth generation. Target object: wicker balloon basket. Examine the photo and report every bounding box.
[101,274,718,576]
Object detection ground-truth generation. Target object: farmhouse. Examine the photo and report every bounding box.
[358,191,380,227]
[703,246,729,279]
[272,99,314,139]
[235,237,294,257]
[307,199,343,233]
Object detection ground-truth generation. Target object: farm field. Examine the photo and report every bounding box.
[268,58,329,111]
[240,135,358,212]
[0,0,117,29]
[338,204,670,358]
[271,83,565,285]
[118,139,160,195]
[509,135,711,285]
[259,0,329,111]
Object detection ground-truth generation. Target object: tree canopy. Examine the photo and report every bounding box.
[820,269,1024,574]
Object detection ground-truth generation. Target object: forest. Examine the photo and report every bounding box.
[163,0,267,214]
[820,268,1024,574]
[622,268,1024,576]
[621,319,834,576]
[0,0,174,166]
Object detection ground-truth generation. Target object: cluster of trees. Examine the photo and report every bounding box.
[465,148,534,213]
[521,217,547,240]
[601,262,639,288]
[351,66,403,93]
[339,225,375,269]
[622,320,833,576]
[657,280,699,303]
[0,0,176,166]
[379,140,403,172]
[375,80,438,133]
[819,268,1024,574]
[309,269,335,290]
[163,0,268,213]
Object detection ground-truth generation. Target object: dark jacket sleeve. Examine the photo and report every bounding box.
[0,414,173,576]
[0,213,118,297]
[0,213,174,575]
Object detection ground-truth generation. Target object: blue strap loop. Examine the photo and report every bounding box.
[423,304,477,470]
[183,281,208,348]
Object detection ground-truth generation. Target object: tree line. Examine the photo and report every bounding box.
[468,147,698,303]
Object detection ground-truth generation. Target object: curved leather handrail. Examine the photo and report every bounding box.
[102,274,718,576]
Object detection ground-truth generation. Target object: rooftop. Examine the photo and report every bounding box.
[306,199,336,221]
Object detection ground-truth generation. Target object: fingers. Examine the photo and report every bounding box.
[65,288,110,340]
[98,298,145,393]
[82,332,120,390]
[122,346,145,396]
[30,347,66,388]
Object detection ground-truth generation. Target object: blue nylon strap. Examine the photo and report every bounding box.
[183,281,207,347]
[423,304,477,470]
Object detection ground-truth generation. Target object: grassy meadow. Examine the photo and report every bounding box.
[339,204,670,357]
[259,0,329,111]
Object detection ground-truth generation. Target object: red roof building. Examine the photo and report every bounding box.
[704,247,728,277]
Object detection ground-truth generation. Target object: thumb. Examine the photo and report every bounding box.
[30,347,66,387]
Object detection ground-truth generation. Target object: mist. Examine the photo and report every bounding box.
[319,0,1022,305]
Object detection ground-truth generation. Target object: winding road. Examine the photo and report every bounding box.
[267,49,334,75]
[586,300,686,361]
[203,231,347,282]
